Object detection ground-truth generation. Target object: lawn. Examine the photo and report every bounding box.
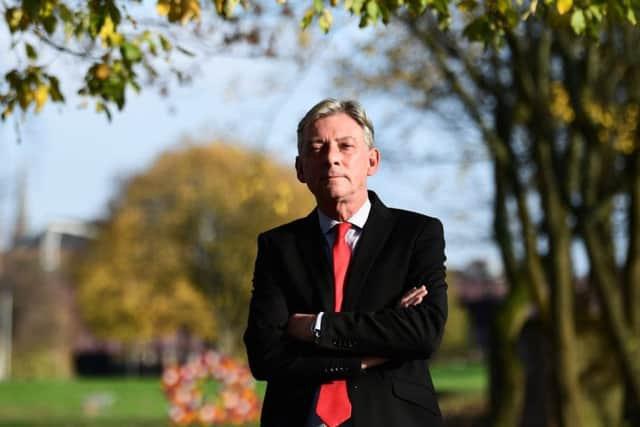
[0,361,486,427]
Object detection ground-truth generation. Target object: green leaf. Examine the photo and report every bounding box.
[366,0,379,22]
[96,101,112,121]
[627,7,637,25]
[58,4,72,22]
[586,4,603,21]
[48,76,64,102]
[346,0,365,14]
[456,0,478,13]
[379,2,391,24]
[301,7,314,29]
[22,0,40,18]
[496,0,510,14]
[43,15,57,34]
[130,80,141,93]
[107,0,121,25]
[147,39,157,56]
[463,16,491,42]
[121,42,142,62]
[159,35,172,51]
[25,43,37,60]
[570,9,586,33]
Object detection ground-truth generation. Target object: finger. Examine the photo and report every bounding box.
[415,287,427,298]
[400,291,417,304]
[409,296,424,306]
[399,297,415,308]
[403,287,421,299]
[401,295,422,307]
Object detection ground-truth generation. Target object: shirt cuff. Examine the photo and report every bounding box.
[314,312,324,331]
[312,312,324,343]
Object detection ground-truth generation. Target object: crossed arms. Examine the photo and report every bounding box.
[286,285,428,369]
[243,217,447,383]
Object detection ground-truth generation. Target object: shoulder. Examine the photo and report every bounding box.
[257,215,313,244]
[388,207,444,236]
[389,208,443,227]
[369,190,443,232]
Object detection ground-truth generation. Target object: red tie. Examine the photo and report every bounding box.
[316,222,352,427]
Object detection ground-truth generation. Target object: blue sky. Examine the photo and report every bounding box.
[0,23,500,272]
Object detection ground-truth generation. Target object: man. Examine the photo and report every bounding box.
[244,99,447,427]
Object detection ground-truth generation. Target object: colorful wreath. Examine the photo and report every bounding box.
[162,350,261,425]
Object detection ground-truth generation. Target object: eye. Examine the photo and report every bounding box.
[310,142,324,152]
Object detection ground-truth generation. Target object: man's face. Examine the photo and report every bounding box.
[296,113,380,206]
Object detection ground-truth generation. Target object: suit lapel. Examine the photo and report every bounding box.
[296,209,334,311]
[342,192,395,311]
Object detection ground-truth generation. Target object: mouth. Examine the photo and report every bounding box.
[323,176,345,182]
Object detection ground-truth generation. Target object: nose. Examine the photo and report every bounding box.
[325,141,341,165]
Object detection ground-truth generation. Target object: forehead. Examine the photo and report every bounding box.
[304,113,365,141]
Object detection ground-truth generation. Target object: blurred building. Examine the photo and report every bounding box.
[0,218,206,378]
[0,219,95,379]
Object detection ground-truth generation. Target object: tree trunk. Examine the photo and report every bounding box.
[488,288,528,427]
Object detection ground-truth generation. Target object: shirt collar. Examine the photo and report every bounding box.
[317,198,372,235]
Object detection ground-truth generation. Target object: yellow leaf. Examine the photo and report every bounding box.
[319,8,333,33]
[98,16,123,47]
[557,0,572,15]
[98,16,114,47]
[180,0,201,24]
[8,8,24,30]
[34,85,49,113]
[156,0,170,16]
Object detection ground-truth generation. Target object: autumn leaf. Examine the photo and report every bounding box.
[33,84,49,112]
[557,0,573,15]
[156,0,170,16]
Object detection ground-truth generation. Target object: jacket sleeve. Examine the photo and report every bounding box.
[318,218,447,360]
[243,232,362,383]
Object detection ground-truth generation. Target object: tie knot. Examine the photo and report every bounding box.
[335,222,351,240]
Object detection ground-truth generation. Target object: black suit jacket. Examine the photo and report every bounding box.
[244,191,447,427]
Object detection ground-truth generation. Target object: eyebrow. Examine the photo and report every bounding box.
[336,136,357,142]
[309,136,357,142]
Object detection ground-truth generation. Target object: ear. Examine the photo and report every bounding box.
[367,148,381,176]
[295,156,306,183]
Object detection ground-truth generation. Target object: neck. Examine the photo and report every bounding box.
[317,192,368,222]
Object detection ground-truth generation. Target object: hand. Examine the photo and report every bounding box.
[397,285,428,308]
[286,313,316,342]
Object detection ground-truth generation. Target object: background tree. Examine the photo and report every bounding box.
[3,0,638,120]
[339,8,640,427]
[74,142,313,355]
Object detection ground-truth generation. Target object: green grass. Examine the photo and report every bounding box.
[432,360,487,394]
[0,378,172,427]
[0,361,485,426]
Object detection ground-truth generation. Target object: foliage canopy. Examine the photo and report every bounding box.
[3,0,639,120]
[74,142,313,353]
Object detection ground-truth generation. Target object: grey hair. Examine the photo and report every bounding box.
[296,98,375,154]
